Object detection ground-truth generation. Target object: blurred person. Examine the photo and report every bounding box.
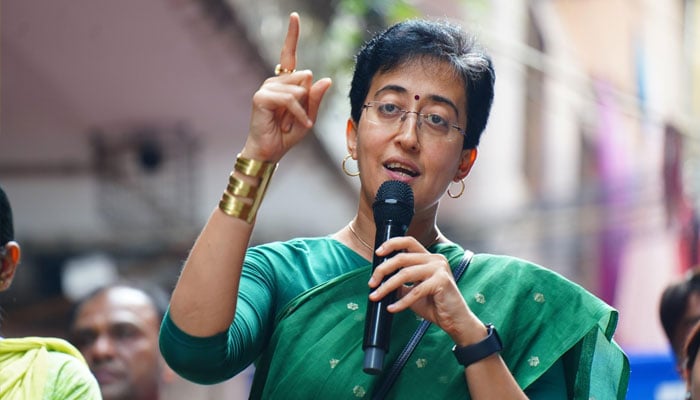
[0,184,102,399]
[660,267,700,373]
[160,12,629,399]
[682,321,700,399]
[69,283,173,400]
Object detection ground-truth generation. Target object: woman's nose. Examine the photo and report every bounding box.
[396,113,421,150]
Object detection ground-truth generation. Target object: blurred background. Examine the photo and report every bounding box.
[1,0,699,398]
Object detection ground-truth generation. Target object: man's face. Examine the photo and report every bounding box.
[71,287,162,400]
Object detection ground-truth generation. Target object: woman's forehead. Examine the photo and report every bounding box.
[368,59,466,112]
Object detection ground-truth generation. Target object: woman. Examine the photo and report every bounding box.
[159,13,629,399]
[0,185,102,400]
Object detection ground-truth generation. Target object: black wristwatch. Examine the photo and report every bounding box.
[452,323,503,367]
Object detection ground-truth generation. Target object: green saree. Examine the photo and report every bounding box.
[250,248,629,399]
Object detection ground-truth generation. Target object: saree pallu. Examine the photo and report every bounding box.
[250,252,629,399]
[0,336,100,400]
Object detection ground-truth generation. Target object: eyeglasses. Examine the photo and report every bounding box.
[362,101,465,140]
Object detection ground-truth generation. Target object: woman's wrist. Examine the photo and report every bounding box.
[218,153,278,223]
[239,141,281,164]
[449,315,489,347]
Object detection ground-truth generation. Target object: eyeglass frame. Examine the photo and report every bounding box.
[361,101,466,138]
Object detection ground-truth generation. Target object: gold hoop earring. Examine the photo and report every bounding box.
[447,179,465,198]
[342,154,360,177]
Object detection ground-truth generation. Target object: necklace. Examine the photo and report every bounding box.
[348,221,373,251]
[347,221,441,252]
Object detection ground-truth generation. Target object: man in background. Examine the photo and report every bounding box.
[69,283,173,400]
[660,267,700,374]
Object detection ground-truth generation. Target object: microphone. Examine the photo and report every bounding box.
[363,180,414,374]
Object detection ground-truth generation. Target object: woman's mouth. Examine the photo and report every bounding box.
[384,162,418,178]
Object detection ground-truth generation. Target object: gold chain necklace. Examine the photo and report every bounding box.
[348,221,373,251]
[347,221,441,252]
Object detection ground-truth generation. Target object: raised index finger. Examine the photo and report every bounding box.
[279,12,300,71]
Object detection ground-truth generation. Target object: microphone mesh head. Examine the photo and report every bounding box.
[373,180,414,226]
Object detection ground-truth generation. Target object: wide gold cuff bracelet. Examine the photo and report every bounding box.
[218,154,277,224]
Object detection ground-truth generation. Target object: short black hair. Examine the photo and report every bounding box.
[349,19,495,149]
[660,269,700,353]
[0,185,14,246]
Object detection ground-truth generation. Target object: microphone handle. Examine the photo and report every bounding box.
[363,221,405,374]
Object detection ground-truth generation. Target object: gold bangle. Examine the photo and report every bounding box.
[235,155,277,179]
[218,192,253,221]
[227,173,254,198]
[218,154,278,223]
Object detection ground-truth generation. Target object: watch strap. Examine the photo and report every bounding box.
[452,323,503,367]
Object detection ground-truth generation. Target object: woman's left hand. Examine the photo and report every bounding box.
[368,237,479,341]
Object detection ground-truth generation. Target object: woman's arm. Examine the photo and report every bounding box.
[165,12,331,338]
[168,209,253,336]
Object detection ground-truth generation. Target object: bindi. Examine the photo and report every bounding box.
[414,94,420,100]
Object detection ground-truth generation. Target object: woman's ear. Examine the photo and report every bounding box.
[455,148,478,180]
[0,241,21,289]
[346,118,358,157]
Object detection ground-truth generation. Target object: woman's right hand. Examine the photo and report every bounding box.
[242,12,332,163]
